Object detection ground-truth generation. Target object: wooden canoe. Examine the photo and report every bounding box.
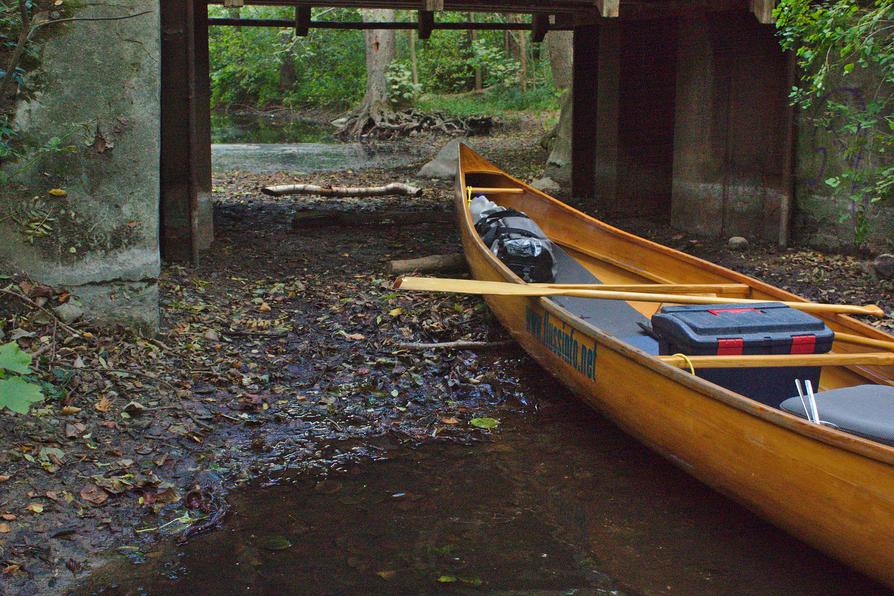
[454,144,894,585]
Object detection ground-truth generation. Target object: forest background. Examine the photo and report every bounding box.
[207,6,564,119]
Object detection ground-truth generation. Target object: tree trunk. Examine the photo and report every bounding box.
[408,30,418,86]
[547,27,572,90]
[545,88,573,184]
[470,14,482,92]
[340,9,396,138]
[518,30,528,93]
[541,24,573,181]
[279,57,297,92]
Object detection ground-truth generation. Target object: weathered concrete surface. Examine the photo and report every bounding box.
[0,2,161,329]
[670,13,789,242]
[794,101,894,252]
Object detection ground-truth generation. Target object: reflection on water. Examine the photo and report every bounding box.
[210,111,420,174]
[78,397,882,595]
[211,143,418,175]
[211,112,334,144]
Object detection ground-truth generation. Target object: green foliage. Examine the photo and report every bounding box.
[386,61,421,107]
[208,7,557,114]
[417,85,560,118]
[208,6,366,110]
[0,341,43,414]
[775,0,894,248]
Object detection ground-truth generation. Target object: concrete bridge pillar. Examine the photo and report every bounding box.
[0,2,163,330]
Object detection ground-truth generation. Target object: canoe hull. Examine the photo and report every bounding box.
[456,152,894,586]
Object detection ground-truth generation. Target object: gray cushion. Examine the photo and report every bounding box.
[546,245,659,354]
[780,385,894,445]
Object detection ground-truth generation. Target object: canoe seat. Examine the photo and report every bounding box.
[780,385,894,445]
[547,245,660,355]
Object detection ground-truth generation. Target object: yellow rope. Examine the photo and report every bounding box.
[672,353,696,375]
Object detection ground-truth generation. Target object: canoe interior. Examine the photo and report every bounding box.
[461,170,894,394]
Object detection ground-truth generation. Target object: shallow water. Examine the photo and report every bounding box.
[211,112,335,144]
[78,392,883,595]
[211,142,418,175]
[210,111,420,174]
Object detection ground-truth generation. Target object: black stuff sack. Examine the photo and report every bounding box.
[470,195,557,283]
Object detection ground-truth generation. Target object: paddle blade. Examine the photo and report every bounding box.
[394,276,540,296]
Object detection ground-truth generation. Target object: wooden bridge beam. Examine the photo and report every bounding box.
[295,5,311,35]
[571,22,600,201]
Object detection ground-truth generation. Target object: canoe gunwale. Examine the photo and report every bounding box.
[456,146,894,467]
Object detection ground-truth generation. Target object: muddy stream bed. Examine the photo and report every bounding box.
[3,118,891,594]
[78,389,881,594]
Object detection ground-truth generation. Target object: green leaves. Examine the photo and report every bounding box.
[0,342,43,414]
[0,376,44,414]
[470,417,500,429]
[776,0,894,248]
[0,341,32,375]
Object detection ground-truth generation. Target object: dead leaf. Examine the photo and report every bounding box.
[0,523,10,533]
[61,406,81,415]
[1,513,16,521]
[25,503,44,514]
[65,423,86,438]
[95,396,112,412]
[376,570,396,580]
[3,564,21,575]
[440,417,459,425]
[258,302,272,313]
[80,484,108,506]
[48,188,67,198]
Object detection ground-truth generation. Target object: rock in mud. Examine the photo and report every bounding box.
[872,254,894,279]
[531,176,561,194]
[53,300,84,324]
[417,138,468,179]
[728,236,749,251]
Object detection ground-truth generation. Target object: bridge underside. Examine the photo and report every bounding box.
[161,0,790,263]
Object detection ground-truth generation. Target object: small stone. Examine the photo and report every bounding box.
[204,329,220,342]
[52,301,84,324]
[531,177,561,194]
[728,236,749,250]
[872,254,894,280]
[122,401,146,417]
[417,138,472,180]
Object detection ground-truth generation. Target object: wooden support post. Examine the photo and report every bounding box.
[418,10,433,40]
[572,23,599,201]
[423,0,443,10]
[596,0,620,18]
[295,6,311,36]
[532,14,548,43]
[223,0,243,6]
[161,0,201,264]
[750,0,776,24]
[193,0,214,252]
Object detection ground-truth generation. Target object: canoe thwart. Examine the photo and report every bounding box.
[395,277,886,318]
[660,352,894,369]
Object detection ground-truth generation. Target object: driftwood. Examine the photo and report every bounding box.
[390,254,467,275]
[398,340,514,350]
[292,209,451,229]
[263,182,422,198]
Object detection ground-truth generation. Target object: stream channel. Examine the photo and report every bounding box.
[210,111,419,173]
[77,114,886,594]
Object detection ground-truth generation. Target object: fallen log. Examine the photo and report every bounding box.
[292,209,451,229]
[398,340,514,350]
[264,182,422,198]
[390,254,467,275]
